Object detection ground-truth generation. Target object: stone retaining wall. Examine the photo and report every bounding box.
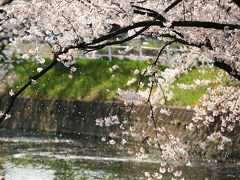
[0,97,193,136]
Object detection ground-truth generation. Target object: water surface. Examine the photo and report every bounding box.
[0,128,239,179]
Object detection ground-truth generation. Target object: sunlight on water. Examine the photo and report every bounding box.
[12,152,163,164]
[4,162,122,180]
[5,163,55,180]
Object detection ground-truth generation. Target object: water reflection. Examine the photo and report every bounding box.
[0,128,240,179]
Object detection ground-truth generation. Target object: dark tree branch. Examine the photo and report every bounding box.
[214,60,240,80]
[87,26,149,50]
[153,40,176,65]
[164,0,184,13]
[174,36,208,49]
[0,0,14,6]
[87,21,162,46]
[232,0,240,8]
[171,20,240,30]
[133,5,166,21]
[150,33,212,49]
[171,29,184,39]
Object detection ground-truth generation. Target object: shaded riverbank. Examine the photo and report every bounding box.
[0,97,193,136]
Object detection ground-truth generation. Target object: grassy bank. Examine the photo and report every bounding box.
[9,58,229,106]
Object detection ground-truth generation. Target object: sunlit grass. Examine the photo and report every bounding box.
[168,68,230,106]
[12,58,149,101]
[11,58,230,106]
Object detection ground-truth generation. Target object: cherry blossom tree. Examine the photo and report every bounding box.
[0,0,239,178]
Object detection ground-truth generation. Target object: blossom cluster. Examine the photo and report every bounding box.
[190,85,240,150]
[116,88,150,106]
[95,115,120,127]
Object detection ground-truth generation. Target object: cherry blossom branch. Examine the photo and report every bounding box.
[144,41,176,149]
[147,78,183,159]
[1,0,239,126]
[151,33,212,50]
[148,82,162,152]
[62,15,80,42]
[75,20,239,50]
[0,56,58,123]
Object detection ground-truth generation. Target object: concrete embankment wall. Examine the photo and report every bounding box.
[0,97,193,136]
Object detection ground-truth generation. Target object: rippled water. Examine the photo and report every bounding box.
[0,128,240,179]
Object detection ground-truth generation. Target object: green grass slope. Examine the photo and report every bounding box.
[12,58,149,101]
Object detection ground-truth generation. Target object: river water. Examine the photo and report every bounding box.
[0,128,239,180]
